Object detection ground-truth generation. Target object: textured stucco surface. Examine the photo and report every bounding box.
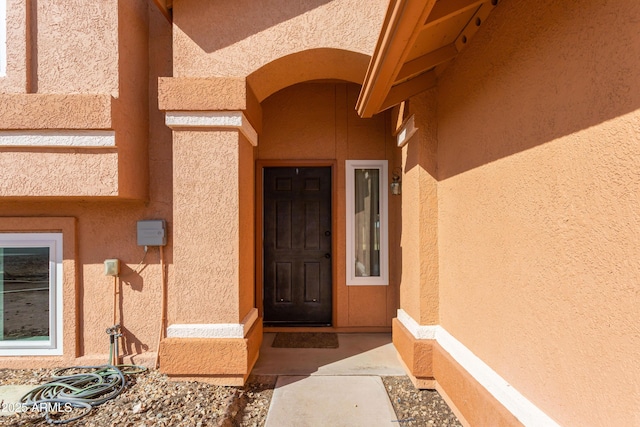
[111,0,151,200]
[401,90,439,325]
[0,131,115,147]
[158,77,263,133]
[247,48,372,102]
[0,3,173,361]
[172,0,386,79]
[158,77,249,111]
[259,82,399,328]
[36,1,118,95]
[0,150,119,196]
[160,321,262,379]
[0,0,149,199]
[392,319,433,379]
[171,130,242,324]
[238,137,256,321]
[435,0,640,425]
[0,0,27,92]
[0,94,112,129]
[432,341,522,427]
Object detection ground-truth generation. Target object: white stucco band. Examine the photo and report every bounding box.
[167,308,258,339]
[165,111,258,146]
[396,309,560,427]
[0,130,115,147]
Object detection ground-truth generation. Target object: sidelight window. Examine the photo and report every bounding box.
[0,233,63,355]
[346,160,389,286]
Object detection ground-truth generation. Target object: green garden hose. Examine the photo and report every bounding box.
[19,328,147,424]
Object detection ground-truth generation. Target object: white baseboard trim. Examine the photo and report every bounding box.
[0,130,115,147]
[397,309,560,427]
[167,308,258,339]
[165,111,258,146]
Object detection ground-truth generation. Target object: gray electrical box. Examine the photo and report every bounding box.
[137,220,167,246]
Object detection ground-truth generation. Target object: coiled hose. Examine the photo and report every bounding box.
[20,364,146,424]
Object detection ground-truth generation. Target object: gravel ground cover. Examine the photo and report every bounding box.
[1,369,461,426]
[382,376,462,426]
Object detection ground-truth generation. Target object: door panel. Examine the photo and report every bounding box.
[263,167,332,325]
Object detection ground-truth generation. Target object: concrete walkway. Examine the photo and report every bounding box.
[0,385,34,416]
[257,333,406,427]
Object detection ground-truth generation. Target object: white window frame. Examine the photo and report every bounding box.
[346,160,389,286]
[0,233,63,356]
[0,0,6,77]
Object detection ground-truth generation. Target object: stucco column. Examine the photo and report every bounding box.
[159,116,260,385]
[156,78,263,385]
[392,91,440,388]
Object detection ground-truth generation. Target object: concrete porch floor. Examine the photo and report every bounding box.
[254,333,407,426]
[252,332,406,376]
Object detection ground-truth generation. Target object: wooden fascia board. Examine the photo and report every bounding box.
[356,0,412,117]
[424,0,485,29]
[396,44,458,82]
[356,0,437,118]
[379,70,437,112]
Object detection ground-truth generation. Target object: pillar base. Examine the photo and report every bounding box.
[392,317,522,426]
[392,317,434,386]
[159,318,262,386]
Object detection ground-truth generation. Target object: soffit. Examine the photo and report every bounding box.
[357,0,500,117]
[153,0,173,21]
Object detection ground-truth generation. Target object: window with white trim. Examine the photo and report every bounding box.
[0,233,63,355]
[346,160,389,286]
[0,0,6,77]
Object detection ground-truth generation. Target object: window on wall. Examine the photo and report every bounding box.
[346,160,389,286]
[0,0,5,77]
[0,233,63,355]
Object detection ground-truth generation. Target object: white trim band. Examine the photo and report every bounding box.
[397,309,561,427]
[0,131,115,147]
[165,111,258,146]
[396,308,437,339]
[167,308,258,339]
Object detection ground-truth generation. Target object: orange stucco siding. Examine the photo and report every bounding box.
[0,3,173,365]
[0,0,27,93]
[0,0,151,199]
[172,0,387,79]
[401,89,439,326]
[171,130,244,324]
[35,1,119,95]
[1,0,636,420]
[432,0,640,425]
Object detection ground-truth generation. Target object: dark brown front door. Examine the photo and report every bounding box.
[263,167,332,325]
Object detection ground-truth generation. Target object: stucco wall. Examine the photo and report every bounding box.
[436,0,640,425]
[36,1,118,95]
[0,0,26,92]
[172,0,387,80]
[0,3,173,363]
[170,129,244,324]
[402,91,439,325]
[0,0,149,199]
[259,82,399,328]
[1,0,118,94]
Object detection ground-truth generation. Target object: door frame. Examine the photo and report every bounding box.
[256,160,337,328]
